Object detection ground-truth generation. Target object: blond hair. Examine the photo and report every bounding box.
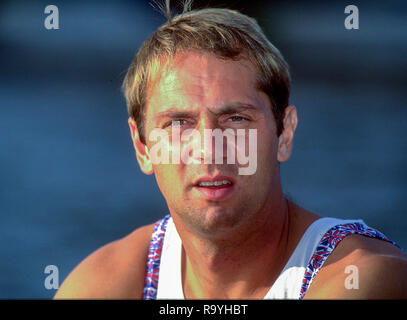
[122,0,291,143]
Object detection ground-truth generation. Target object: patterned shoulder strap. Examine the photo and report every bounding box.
[143,214,171,300]
[299,222,400,299]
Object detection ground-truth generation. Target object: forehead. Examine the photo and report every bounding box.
[145,51,268,117]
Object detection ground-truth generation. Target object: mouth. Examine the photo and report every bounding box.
[193,176,235,201]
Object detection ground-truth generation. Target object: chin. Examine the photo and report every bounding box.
[185,205,248,237]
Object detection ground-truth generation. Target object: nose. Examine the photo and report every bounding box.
[194,117,233,165]
[178,117,216,164]
[199,119,217,164]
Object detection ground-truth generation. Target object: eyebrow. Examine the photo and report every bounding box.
[154,110,199,120]
[154,102,260,120]
[209,102,260,116]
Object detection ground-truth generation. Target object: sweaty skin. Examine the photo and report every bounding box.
[54,52,407,299]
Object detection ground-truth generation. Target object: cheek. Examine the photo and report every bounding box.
[153,164,185,199]
[262,133,278,157]
[255,119,276,148]
[256,128,279,169]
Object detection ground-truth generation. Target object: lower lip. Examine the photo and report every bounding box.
[194,184,235,201]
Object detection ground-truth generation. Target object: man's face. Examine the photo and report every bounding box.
[136,52,286,237]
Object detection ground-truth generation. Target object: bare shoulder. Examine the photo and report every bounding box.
[54,223,155,299]
[305,233,407,299]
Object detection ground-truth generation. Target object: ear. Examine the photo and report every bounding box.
[277,105,298,163]
[128,117,153,175]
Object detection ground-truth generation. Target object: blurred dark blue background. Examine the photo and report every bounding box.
[1,0,406,298]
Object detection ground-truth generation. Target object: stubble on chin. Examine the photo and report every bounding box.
[170,199,255,240]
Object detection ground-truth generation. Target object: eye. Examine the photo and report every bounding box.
[164,119,189,128]
[227,115,248,122]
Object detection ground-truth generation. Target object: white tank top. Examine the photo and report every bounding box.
[142,215,397,299]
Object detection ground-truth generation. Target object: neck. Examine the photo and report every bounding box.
[176,190,292,299]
